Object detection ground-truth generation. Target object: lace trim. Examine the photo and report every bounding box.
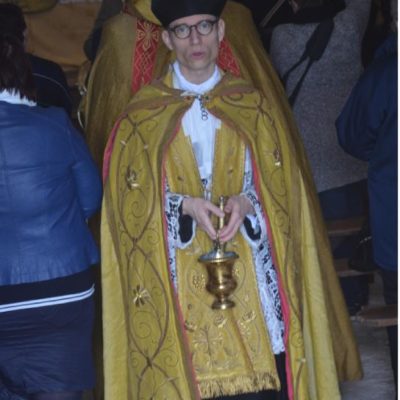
[240,157,285,354]
[165,189,195,286]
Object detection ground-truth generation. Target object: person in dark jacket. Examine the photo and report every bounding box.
[0,21,102,400]
[28,53,73,114]
[0,3,73,114]
[336,31,397,385]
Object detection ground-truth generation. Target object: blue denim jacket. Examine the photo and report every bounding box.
[0,101,102,284]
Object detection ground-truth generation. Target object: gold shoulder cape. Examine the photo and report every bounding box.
[83,1,306,172]
[102,72,362,400]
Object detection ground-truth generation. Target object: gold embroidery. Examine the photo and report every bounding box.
[132,285,150,307]
[213,313,228,329]
[242,311,256,323]
[192,273,206,291]
[262,148,282,168]
[185,320,197,332]
[192,325,224,354]
[126,166,141,189]
[273,148,282,167]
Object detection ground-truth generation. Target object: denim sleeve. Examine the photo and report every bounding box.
[69,121,102,219]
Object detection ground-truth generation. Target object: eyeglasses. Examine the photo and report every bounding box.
[168,19,218,39]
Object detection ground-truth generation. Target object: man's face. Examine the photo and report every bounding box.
[162,14,225,84]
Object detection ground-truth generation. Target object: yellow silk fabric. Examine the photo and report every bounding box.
[167,125,279,397]
[103,72,362,400]
[130,0,160,25]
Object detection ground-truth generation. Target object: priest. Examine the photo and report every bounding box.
[101,1,362,399]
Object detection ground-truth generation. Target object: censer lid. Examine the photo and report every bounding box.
[198,247,239,263]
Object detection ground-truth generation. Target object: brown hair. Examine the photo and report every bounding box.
[0,3,35,100]
[0,3,26,41]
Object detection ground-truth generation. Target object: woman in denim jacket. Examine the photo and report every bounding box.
[0,20,102,400]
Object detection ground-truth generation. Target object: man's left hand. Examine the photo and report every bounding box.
[218,195,254,243]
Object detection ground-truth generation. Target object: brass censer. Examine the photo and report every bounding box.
[198,196,239,310]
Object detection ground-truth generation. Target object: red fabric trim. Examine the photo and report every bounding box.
[217,38,241,77]
[122,4,131,14]
[131,19,161,94]
[103,116,124,183]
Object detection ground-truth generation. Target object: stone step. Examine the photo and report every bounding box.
[334,258,375,278]
[326,216,364,237]
[354,304,398,328]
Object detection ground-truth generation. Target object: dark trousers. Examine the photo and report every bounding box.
[319,180,370,314]
[380,268,398,388]
[209,354,288,400]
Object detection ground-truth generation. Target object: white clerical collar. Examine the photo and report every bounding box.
[0,90,36,106]
[172,61,221,94]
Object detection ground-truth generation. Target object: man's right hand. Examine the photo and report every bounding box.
[182,197,225,241]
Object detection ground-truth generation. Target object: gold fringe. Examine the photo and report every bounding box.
[198,371,280,399]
